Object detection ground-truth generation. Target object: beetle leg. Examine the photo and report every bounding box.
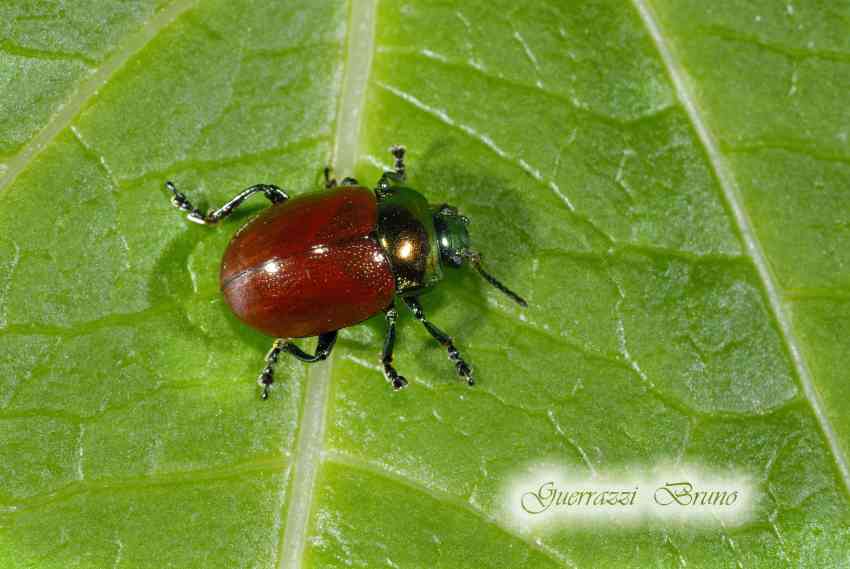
[390,145,406,180]
[256,333,338,400]
[375,145,406,194]
[324,166,359,189]
[323,166,337,188]
[165,181,288,225]
[258,339,287,400]
[403,297,474,386]
[282,331,338,362]
[382,304,408,390]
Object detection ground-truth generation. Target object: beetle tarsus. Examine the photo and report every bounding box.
[403,297,474,386]
[376,145,407,194]
[257,339,286,400]
[259,370,273,400]
[383,357,408,390]
[390,145,406,180]
[454,355,474,386]
[167,181,208,223]
[324,166,359,189]
[388,370,408,390]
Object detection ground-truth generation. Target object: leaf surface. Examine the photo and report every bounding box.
[1,1,849,568]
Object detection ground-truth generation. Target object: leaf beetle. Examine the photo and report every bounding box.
[165,146,526,399]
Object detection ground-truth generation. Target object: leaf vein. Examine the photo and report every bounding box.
[324,451,580,569]
[376,46,677,126]
[0,0,199,197]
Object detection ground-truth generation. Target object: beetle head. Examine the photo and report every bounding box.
[433,204,470,268]
[432,204,527,307]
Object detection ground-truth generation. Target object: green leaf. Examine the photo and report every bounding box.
[1,1,849,567]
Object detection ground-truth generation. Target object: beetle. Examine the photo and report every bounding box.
[165,146,526,399]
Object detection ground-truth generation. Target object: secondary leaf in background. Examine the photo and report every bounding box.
[0,1,848,568]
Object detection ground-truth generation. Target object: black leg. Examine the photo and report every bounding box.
[257,332,338,400]
[382,304,408,390]
[166,181,288,225]
[376,145,406,194]
[324,166,337,189]
[403,297,473,385]
[324,166,359,189]
[283,331,338,362]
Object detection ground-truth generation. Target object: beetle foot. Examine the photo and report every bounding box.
[258,368,274,400]
[392,375,408,390]
[166,181,191,210]
[383,364,408,390]
[166,181,209,224]
[456,361,474,386]
[390,144,405,162]
[186,211,209,225]
[445,343,473,386]
[389,145,406,180]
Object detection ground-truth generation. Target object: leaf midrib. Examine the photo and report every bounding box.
[276,1,378,567]
[630,0,850,495]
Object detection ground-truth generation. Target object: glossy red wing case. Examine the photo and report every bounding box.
[220,186,396,338]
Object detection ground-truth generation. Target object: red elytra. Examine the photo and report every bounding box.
[220,186,396,338]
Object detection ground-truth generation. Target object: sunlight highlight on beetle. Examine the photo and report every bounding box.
[396,239,414,260]
[262,259,282,274]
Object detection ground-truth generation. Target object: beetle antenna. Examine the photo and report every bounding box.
[465,251,528,307]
